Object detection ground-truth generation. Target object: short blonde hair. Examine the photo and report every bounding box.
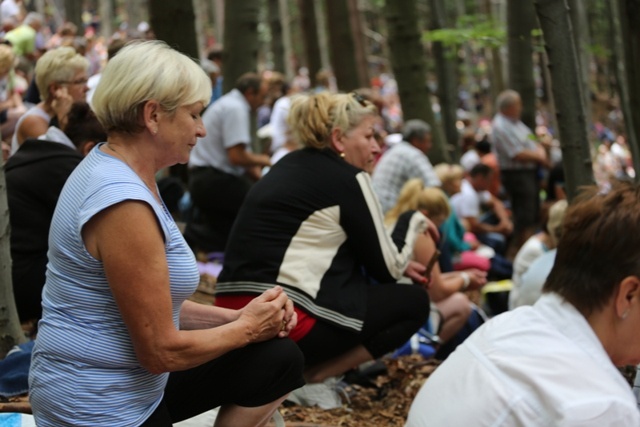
[435,163,464,185]
[0,44,14,76]
[92,40,211,134]
[288,92,378,149]
[385,179,451,225]
[35,46,89,102]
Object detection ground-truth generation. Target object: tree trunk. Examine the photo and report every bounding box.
[213,0,225,45]
[347,0,370,89]
[384,0,449,164]
[428,0,459,161]
[325,0,361,91]
[479,0,506,105]
[269,0,285,73]
[148,0,199,60]
[298,0,322,86]
[222,0,260,93]
[64,0,83,30]
[534,0,594,200]
[567,0,592,128]
[507,0,536,130]
[99,0,113,39]
[279,0,295,80]
[610,0,640,180]
[314,0,331,75]
[125,0,145,28]
[0,161,25,359]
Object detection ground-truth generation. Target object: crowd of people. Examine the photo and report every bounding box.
[0,3,639,425]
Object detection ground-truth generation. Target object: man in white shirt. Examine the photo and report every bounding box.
[450,163,512,255]
[407,182,640,427]
[187,72,271,252]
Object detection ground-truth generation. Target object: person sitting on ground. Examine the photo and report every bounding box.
[450,163,512,256]
[385,180,487,347]
[214,91,433,408]
[0,42,25,139]
[11,46,88,154]
[29,41,304,427]
[7,101,104,325]
[509,199,567,309]
[407,181,640,426]
[372,119,441,214]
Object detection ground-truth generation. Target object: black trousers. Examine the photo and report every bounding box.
[296,283,430,366]
[140,338,305,426]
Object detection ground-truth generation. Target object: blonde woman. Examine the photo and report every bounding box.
[29,41,303,427]
[215,92,434,399]
[386,179,487,345]
[11,46,88,154]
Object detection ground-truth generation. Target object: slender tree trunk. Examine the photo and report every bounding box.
[149,0,199,59]
[479,0,506,104]
[269,0,285,73]
[125,0,143,28]
[279,0,295,80]
[384,0,449,164]
[99,0,112,39]
[507,0,536,130]
[314,0,331,75]
[194,0,212,59]
[64,0,83,29]
[567,0,592,129]
[455,0,476,98]
[347,0,369,89]
[610,0,640,180]
[299,0,322,86]
[222,0,260,93]
[325,0,361,91]
[534,0,594,200]
[0,162,25,359]
[213,0,225,45]
[429,0,459,161]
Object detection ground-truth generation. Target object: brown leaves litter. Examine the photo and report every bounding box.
[280,355,440,427]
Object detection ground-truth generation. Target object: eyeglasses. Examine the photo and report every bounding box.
[59,78,88,86]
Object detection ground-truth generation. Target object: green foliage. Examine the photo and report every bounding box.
[424,14,505,49]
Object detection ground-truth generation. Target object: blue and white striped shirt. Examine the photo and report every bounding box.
[29,144,199,426]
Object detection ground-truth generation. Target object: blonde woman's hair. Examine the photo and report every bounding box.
[0,44,14,76]
[434,163,464,185]
[35,46,89,102]
[288,91,378,149]
[92,40,212,134]
[385,179,451,225]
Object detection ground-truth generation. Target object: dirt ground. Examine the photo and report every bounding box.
[279,355,439,427]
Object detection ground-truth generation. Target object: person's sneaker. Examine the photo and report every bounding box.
[285,376,346,409]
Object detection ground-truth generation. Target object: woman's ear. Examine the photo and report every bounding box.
[142,100,160,135]
[615,276,640,319]
[330,127,344,153]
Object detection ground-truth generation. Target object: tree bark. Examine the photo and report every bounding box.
[269,0,285,73]
[298,0,322,86]
[384,0,449,164]
[534,0,594,200]
[507,0,536,130]
[347,0,370,89]
[148,0,199,60]
[428,0,459,161]
[99,0,113,39]
[213,0,225,45]
[610,0,640,180]
[279,0,295,80]
[222,0,260,93]
[0,160,25,359]
[325,0,362,91]
[567,0,592,128]
[64,0,83,30]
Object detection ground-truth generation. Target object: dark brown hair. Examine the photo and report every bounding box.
[543,181,640,315]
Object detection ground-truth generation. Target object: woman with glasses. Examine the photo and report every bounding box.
[28,41,303,427]
[10,46,88,155]
[215,91,434,401]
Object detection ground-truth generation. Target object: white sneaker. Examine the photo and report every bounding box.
[286,376,346,409]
